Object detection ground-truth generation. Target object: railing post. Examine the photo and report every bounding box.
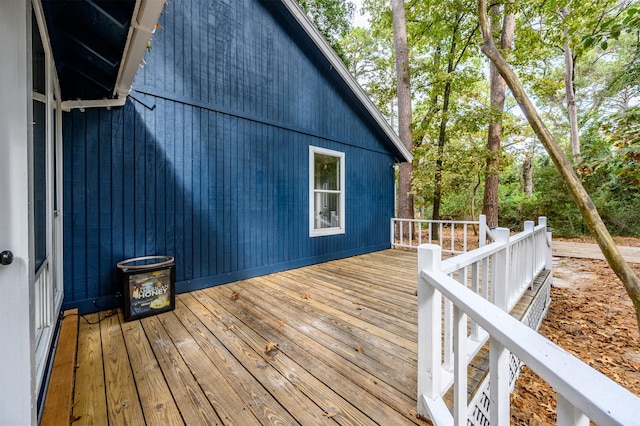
[479,214,487,247]
[417,244,443,415]
[539,216,553,272]
[390,218,394,248]
[489,337,510,425]
[493,228,510,311]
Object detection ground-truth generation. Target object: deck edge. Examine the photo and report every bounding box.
[41,308,79,426]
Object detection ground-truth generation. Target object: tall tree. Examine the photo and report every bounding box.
[478,0,640,333]
[297,0,356,64]
[561,7,581,161]
[390,0,414,220]
[482,1,514,227]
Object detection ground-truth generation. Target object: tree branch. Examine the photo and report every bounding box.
[478,0,640,334]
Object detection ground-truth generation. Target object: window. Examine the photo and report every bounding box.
[32,11,47,273]
[309,146,345,237]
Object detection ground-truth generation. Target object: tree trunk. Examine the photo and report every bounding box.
[432,17,459,238]
[522,153,533,197]
[390,0,414,221]
[481,3,514,228]
[478,0,640,334]
[432,79,452,230]
[561,7,580,162]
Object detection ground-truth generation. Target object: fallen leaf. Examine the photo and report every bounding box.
[300,292,311,299]
[226,323,235,330]
[278,319,287,327]
[324,408,337,418]
[265,341,278,354]
[230,291,240,300]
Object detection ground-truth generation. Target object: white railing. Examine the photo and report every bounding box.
[391,215,489,254]
[34,262,53,345]
[416,218,640,425]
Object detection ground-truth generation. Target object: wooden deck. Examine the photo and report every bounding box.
[59,249,543,425]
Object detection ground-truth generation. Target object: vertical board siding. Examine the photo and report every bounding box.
[63,0,399,310]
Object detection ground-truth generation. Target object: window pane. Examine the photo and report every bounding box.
[33,100,46,272]
[314,154,340,191]
[314,192,340,229]
[32,13,45,94]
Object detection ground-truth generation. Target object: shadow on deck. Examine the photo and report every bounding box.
[43,249,548,425]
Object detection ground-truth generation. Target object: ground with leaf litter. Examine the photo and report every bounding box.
[511,238,640,425]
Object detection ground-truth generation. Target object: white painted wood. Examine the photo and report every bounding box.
[391,218,483,253]
[470,262,480,341]
[309,146,345,237]
[421,395,454,426]
[479,214,487,246]
[493,228,510,311]
[489,337,510,425]
[419,267,640,425]
[32,1,64,393]
[417,244,443,404]
[453,305,467,426]
[556,394,589,426]
[444,298,453,371]
[0,2,37,424]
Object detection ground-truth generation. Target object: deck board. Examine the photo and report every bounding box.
[67,249,545,425]
[140,315,223,425]
[120,319,183,424]
[73,313,107,425]
[41,309,79,426]
[100,312,146,425]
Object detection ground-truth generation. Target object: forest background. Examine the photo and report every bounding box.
[297,0,640,237]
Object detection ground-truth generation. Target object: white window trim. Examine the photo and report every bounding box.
[309,146,345,237]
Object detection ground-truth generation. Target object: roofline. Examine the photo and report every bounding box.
[60,0,165,111]
[278,0,412,163]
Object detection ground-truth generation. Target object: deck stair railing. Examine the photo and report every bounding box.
[416,217,640,425]
[391,215,489,254]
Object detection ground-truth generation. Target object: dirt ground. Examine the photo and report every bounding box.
[510,238,640,424]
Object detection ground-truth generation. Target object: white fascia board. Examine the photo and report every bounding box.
[279,0,412,163]
[62,0,164,110]
[113,0,165,98]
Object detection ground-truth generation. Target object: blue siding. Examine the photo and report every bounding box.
[63,0,400,312]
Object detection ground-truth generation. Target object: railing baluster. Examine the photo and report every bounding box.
[463,224,468,252]
[470,262,480,341]
[444,298,453,371]
[489,337,510,425]
[453,304,467,425]
[450,223,455,253]
[482,256,489,301]
[557,394,589,426]
[493,228,510,311]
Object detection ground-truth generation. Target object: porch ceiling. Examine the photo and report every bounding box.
[42,0,136,101]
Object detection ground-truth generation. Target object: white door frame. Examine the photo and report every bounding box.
[0,1,37,424]
[0,2,63,424]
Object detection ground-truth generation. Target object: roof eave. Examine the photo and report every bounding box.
[278,0,412,163]
[113,0,165,99]
[60,0,165,111]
